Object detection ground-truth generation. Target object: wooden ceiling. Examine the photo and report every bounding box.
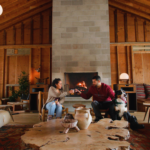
[0,0,52,31]
[109,0,150,20]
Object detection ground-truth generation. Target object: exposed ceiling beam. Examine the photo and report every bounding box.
[0,0,52,24]
[0,3,52,31]
[112,0,150,14]
[133,0,150,7]
[109,1,150,20]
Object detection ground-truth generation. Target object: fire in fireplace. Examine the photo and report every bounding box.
[64,72,98,97]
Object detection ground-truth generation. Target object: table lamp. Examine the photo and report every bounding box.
[119,73,129,83]
[0,5,3,15]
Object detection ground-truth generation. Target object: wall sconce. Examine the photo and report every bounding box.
[36,66,41,72]
[0,5,3,15]
[119,73,129,83]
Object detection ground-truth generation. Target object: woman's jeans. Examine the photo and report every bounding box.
[45,101,62,118]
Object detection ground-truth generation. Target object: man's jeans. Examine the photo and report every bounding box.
[45,101,62,118]
[91,101,116,120]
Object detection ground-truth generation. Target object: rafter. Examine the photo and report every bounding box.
[0,0,52,24]
[109,1,150,20]
[111,0,150,14]
[0,3,52,31]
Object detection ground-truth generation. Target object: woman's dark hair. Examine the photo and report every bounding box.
[52,78,61,88]
[92,75,101,81]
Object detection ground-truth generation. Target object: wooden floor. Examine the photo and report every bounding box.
[8,111,149,125]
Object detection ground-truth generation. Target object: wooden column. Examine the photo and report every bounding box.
[114,9,118,43]
[126,46,130,84]
[50,47,52,85]
[124,13,128,42]
[21,22,24,45]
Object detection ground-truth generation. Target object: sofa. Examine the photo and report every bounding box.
[136,84,150,112]
[0,110,11,127]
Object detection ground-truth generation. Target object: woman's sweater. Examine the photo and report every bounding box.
[43,86,67,109]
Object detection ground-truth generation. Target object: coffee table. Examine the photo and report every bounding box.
[143,102,150,123]
[0,105,14,121]
[7,102,25,113]
[21,119,130,150]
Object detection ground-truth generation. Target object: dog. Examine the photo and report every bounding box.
[114,89,127,118]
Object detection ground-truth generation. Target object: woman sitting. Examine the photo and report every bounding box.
[44,78,73,121]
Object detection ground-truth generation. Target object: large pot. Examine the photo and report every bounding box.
[74,107,92,130]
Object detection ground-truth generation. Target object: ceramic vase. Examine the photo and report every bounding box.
[74,107,92,130]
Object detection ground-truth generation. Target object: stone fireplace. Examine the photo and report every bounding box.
[64,72,98,97]
[52,0,111,111]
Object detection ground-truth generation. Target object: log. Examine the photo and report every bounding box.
[21,118,130,150]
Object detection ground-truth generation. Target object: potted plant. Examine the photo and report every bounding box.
[9,71,29,102]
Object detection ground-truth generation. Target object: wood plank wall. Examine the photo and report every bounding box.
[109,6,150,86]
[0,9,52,98]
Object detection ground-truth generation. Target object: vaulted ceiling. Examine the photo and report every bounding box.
[0,0,150,31]
[109,0,150,20]
[0,0,52,31]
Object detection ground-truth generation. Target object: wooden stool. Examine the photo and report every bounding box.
[143,102,150,123]
[7,102,25,113]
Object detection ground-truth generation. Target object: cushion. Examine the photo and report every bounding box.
[136,93,146,99]
[0,110,11,128]
[136,85,145,93]
[144,84,150,99]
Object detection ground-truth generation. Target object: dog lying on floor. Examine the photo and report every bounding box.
[113,89,144,130]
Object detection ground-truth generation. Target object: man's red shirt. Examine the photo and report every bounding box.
[80,83,115,102]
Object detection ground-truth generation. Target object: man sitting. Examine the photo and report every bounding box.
[75,75,116,122]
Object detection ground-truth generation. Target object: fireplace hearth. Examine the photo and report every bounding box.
[64,72,98,97]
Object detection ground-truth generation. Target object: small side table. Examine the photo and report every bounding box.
[7,102,25,113]
[143,103,150,123]
[0,105,14,121]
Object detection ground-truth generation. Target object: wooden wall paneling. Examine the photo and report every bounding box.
[31,48,40,84]
[15,56,17,84]
[127,46,130,83]
[40,14,43,44]
[114,9,118,42]
[3,30,6,45]
[146,22,150,42]
[13,26,16,45]
[128,46,133,83]
[24,19,33,45]
[0,32,3,45]
[50,47,52,85]
[117,10,125,42]
[6,27,14,45]
[30,18,33,44]
[143,21,147,42]
[15,23,22,45]
[0,49,4,98]
[39,48,42,78]
[138,18,144,42]
[21,22,24,44]
[110,46,118,86]
[124,13,128,42]
[17,56,29,83]
[142,53,150,84]
[29,49,32,83]
[132,53,143,83]
[33,15,40,44]
[41,48,50,84]
[109,8,115,43]
[128,15,136,42]
[134,17,138,42]
[5,54,8,97]
[49,10,52,44]
[116,46,120,83]
[118,46,128,84]
[42,10,50,44]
